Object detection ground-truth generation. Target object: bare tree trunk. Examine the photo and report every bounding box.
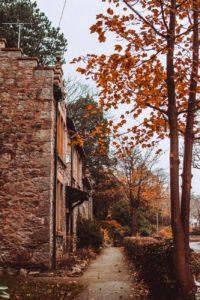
[167,1,195,297]
[181,0,199,260]
[131,206,137,236]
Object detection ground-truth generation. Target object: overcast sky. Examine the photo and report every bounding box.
[37,0,115,75]
[36,0,199,195]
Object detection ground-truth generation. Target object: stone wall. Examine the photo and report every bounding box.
[0,40,55,269]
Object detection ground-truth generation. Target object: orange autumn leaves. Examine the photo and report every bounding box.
[72,0,200,151]
[69,103,111,155]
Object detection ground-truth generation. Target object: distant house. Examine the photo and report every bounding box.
[0,38,93,269]
[190,217,199,228]
[190,197,200,228]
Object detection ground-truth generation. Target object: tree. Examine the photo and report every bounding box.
[66,76,96,104]
[111,199,131,227]
[67,95,119,220]
[67,96,114,179]
[118,147,168,235]
[0,0,67,65]
[92,168,124,220]
[74,0,199,297]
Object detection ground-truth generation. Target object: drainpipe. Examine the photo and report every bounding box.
[71,144,73,187]
[52,82,63,270]
[70,144,74,249]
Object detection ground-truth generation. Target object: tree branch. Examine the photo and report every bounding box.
[157,0,169,31]
[123,0,167,38]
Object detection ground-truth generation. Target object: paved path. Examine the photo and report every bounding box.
[76,247,136,300]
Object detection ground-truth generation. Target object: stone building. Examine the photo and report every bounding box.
[65,118,93,252]
[0,39,93,270]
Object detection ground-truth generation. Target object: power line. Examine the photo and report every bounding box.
[58,0,67,28]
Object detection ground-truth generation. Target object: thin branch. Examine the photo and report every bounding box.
[175,24,198,39]
[123,0,167,38]
[145,102,168,117]
[135,45,168,68]
[157,0,169,31]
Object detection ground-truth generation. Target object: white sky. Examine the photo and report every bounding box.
[36,0,199,195]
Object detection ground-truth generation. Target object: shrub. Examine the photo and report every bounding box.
[124,237,177,299]
[101,228,112,246]
[76,217,103,250]
[111,200,131,226]
[137,212,154,236]
[101,220,130,246]
[157,227,172,239]
[101,220,121,239]
[190,252,200,281]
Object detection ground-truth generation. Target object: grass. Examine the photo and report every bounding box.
[0,275,83,300]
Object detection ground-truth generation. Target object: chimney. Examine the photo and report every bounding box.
[54,56,63,86]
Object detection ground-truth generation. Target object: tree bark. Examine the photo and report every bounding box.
[181,0,199,260]
[131,206,137,236]
[167,1,196,297]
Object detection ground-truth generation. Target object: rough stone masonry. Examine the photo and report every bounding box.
[0,39,56,269]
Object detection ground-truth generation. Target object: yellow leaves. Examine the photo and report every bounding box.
[90,23,102,34]
[76,67,86,74]
[115,44,123,52]
[99,33,106,43]
[90,20,106,43]
[70,134,84,148]
[90,24,97,34]
[86,104,94,111]
[107,8,114,15]
[73,0,197,150]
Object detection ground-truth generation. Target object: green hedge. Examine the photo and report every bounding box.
[77,217,103,250]
[124,237,177,299]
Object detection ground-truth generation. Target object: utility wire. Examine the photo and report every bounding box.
[58,0,67,28]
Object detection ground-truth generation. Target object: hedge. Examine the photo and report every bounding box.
[124,237,178,299]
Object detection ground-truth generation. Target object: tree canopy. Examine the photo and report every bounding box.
[67,95,121,220]
[0,0,67,65]
[68,96,114,177]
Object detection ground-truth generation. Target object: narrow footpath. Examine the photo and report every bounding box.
[76,247,140,300]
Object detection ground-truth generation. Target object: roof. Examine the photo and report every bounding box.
[66,185,89,210]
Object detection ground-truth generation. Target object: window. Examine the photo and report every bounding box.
[78,156,82,188]
[56,180,64,233]
[57,112,64,159]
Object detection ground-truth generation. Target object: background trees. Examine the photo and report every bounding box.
[0,0,67,65]
[117,146,169,235]
[67,79,170,234]
[67,93,120,220]
[67,96,113,177]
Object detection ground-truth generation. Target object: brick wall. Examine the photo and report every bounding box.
[0,40,55,268]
